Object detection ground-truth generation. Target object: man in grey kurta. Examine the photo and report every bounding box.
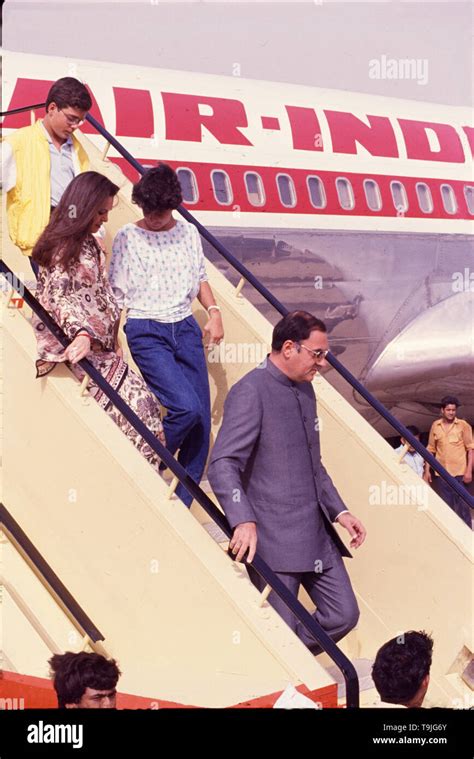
[208,310,366,654]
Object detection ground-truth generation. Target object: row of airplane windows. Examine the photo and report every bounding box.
[174,167,474,216]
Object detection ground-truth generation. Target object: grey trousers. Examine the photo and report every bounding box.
[247,555,360,654]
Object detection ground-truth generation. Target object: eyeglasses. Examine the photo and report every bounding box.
[295,343,329,360]
[59,109,85,127]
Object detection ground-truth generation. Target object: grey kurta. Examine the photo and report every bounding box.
[208,358,351,573]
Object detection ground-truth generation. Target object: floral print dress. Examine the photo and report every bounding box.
[32,236,165,470]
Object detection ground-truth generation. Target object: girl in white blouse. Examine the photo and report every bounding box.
[109,164,224,506]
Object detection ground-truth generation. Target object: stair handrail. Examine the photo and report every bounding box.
[1,262,360,707]
[2,101,472,509]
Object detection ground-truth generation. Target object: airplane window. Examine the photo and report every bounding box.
[177,168,198,203]
[363,179,382,211]
[440,184,457,215]
[464,185,474,215]
[415,182,433,214]
[336,177,355,210]
[276,174,296,207]
[307,176,327,209]
[390,181,408,214]
[211,170,233,205]
[245,172,265,206]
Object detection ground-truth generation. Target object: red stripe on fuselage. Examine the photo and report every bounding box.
[111,158,472,220]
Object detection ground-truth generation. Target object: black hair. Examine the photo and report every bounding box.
[372,631,433,705]
[404,425,420,437]
[32,171,119,269]
[440,396,460,409]
[132,163,183,214]
[46,78,92,112]
[49,652,121,708]
[271,310,327,352]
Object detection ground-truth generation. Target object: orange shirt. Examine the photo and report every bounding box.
[427,418,474,477]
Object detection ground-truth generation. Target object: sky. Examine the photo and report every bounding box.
[2,1,473,106]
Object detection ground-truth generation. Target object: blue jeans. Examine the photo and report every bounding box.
[125,316,211,507]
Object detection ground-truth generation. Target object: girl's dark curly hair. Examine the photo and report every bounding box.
[132,163,183,214]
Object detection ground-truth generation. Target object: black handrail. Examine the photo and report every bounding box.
[0,102,46,118]
[2,102,472,508]
[0,502,105,643]
[328,353,474,509]
[2,94,472,704]
[1,262,360,708]
[85,113,474,511]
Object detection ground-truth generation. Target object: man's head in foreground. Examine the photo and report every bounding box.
[49,651,121,708]
[372,630,433,707]
[271,310,329,383]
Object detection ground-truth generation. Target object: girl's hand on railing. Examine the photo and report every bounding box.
[63,333,91,364]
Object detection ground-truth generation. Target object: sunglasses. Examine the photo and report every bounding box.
[295,343,329,360]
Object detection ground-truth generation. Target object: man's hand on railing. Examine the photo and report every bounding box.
[423,467,432,484]
[336,512,367,549]
[229,521,257,563]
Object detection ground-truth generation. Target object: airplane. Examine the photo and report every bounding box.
[2,49,473,436]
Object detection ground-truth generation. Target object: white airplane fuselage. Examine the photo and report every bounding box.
[2,51,473,434]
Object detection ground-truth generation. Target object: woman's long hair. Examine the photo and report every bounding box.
[32,171,119,269]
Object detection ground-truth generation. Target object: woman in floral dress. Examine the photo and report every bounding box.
[31,171,165,470]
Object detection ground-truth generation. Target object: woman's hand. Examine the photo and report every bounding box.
[203,312,224,347]
[63,333,91,364]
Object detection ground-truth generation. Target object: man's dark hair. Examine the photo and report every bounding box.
[49,652,121,708]
[372,631,433,705]
[271,310,326,352]
[405,424,420,437]
[132,163,183,214]
[46,78,92,111]
[440,396,460,409]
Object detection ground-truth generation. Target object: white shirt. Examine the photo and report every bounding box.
[2,120,76,206]
[109,219,208,323]
[395,445,425,477]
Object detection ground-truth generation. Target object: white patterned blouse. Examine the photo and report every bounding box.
[109,219,208,323]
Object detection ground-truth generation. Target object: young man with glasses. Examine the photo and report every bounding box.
[208,310,366,654]
[3,77,91,276]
